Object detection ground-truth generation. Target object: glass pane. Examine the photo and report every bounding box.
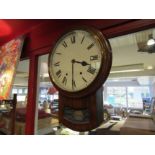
[128,86,150,109]
[107,87,127,107]
[36,54,59,135]
[36,54,80,135]
[0,59,29,135]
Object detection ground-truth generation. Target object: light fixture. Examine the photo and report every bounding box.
[110,64,144,74]
[147,65,153,70]
[147,34,155,46]
[110,69,144,74]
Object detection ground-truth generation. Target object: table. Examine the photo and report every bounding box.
[120,117,155,135]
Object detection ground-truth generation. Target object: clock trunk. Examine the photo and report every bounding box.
[58,87,104,131]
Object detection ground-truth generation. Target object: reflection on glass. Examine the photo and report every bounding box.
[36,54,59,135]
[128,87,150,109]
[106,86,151,109]
[107,87,126,107]
[24,89,28,94]
[18,89,23,94]
[12,88,17,94]
[17,95,26,102]
[1,59,30,135]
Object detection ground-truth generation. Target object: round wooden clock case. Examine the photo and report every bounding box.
[48,26,112,131]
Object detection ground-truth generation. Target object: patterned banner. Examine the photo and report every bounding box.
[0,36,24,100]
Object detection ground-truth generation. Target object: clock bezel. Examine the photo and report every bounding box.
[48,26,112,98]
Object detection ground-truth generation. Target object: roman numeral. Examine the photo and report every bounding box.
[87,66,96,74]
[62,76,67,85]
[54,62,60,66]
[87,43,94,50]
[72,80,76,90]
[62,41,67,48]
[90,55,98,61]
[56,70,61,78]
[71,35,75,44]
[56,52,61,55]
[81,36,85,44]
[82,77,87,83]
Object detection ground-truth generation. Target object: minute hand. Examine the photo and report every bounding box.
[74,60,90,66]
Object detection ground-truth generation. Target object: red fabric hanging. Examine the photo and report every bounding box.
[48,86,57,95]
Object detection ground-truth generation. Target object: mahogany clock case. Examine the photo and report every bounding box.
[48,26,112,131]
[59,87,104,132]
[48,26,112,98]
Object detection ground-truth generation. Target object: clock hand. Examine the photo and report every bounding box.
[71,59,75,90]
[73,60,90,66]
[81,61,90,66]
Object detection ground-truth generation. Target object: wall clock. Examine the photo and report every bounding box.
[48,26,112,131]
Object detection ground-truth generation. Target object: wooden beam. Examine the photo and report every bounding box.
[102,19,155,38]
[25,54,38,134]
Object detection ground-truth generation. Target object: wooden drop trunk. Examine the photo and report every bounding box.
[59,87,103,132]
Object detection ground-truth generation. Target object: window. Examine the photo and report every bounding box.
[35,54,59,135]
[107,87,127,107]
[106,86,151,109]
[128,87,150,109]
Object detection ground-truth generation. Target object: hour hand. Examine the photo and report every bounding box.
[81,61,90,66]
[73,60,90,66]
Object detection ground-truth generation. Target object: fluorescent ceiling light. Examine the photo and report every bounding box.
[110,69,144,74]
[147,34,155,46]
[147,66,153,70]
[42,73,49,77]
[147,38,155,46]
[40,73,49,78]
[110,64,144,74]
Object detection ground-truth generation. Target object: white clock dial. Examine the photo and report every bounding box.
[49,29,103,92]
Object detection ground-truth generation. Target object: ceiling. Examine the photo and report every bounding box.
[0,20,43,46]
[109,28,155,78]
[0,19,134,46]
[107,28,155,85]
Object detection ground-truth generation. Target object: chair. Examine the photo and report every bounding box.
[0,122,5,128]
[0,94,17,134]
